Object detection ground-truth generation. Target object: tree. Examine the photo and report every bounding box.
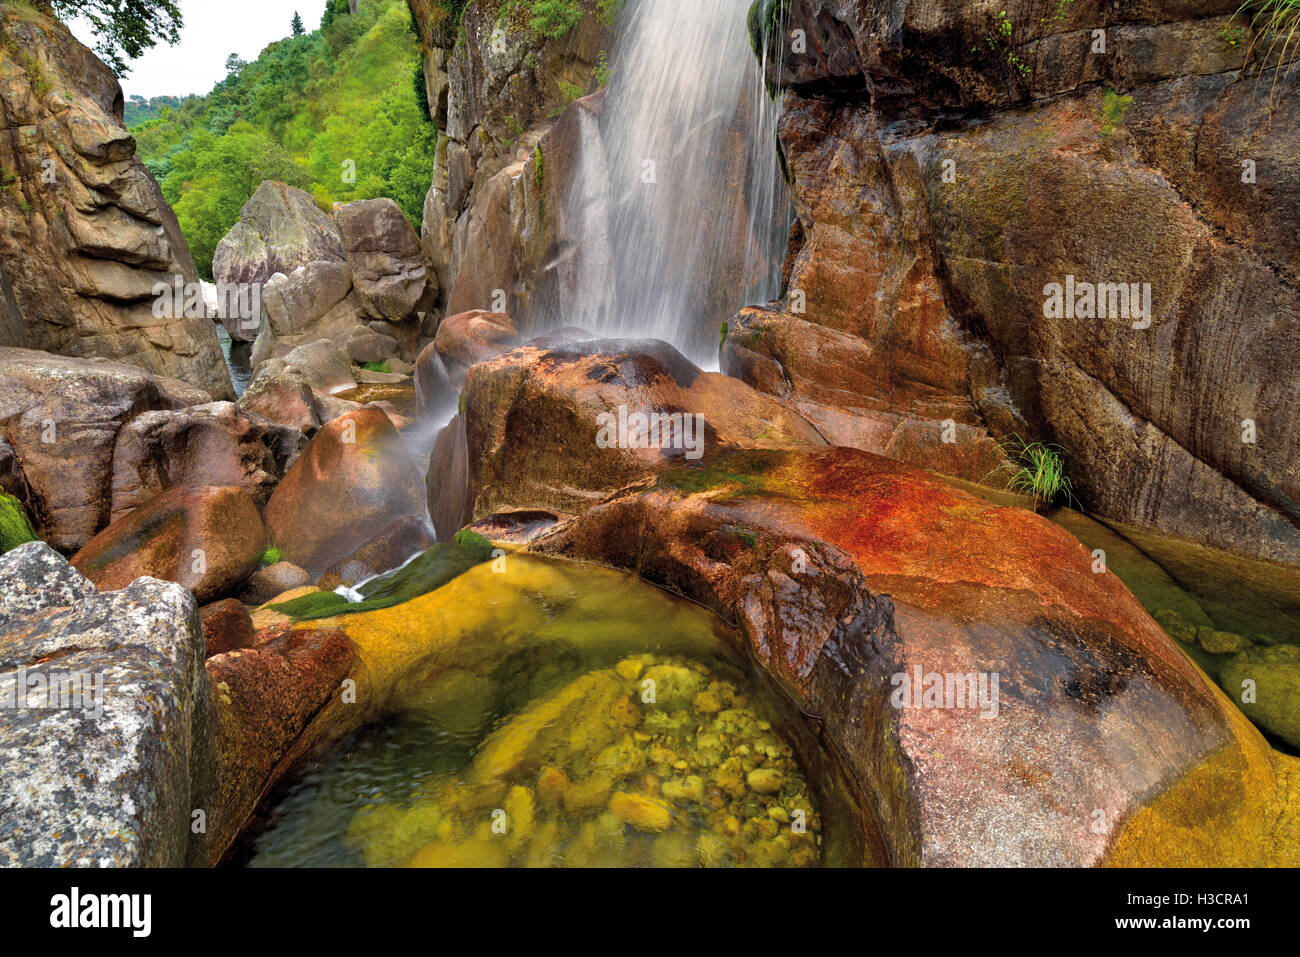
[49,0,184,76]
[291,12,305,36]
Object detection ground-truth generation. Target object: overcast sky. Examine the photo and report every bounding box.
[69,1,324,100]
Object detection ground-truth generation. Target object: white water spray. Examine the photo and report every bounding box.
[546,0,789,366]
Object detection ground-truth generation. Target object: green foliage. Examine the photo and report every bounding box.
[1100,88,1134,136]
[260,545,283,567]
[0,492,38,555]
[596,0,622,25]
[49,0,182,76]
[513,0,583,39]
[162,122,310,274]
[292,11,306,37]
[533,144,545,189]
[362,360,392,373]
[1236,0,1300,108]
[991,435,1077,507]
[719,320,729,349]
[594,49,612,87]
[124,93,182,126]
[974,10,1031,81]
[132,0,435,278]
[413,60,433,122]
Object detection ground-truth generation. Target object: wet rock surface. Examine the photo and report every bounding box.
[460,337,825,517]
[526,446,1300,866]
[72,485,267,604]
[263,407,426,577]
[750,0,1300,568]
[109,401,303,518]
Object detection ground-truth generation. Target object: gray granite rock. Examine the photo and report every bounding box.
[0,544,206,866]
[0,542,95,624]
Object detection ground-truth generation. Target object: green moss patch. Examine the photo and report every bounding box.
[0,492,38,555]
[270,531,497,621]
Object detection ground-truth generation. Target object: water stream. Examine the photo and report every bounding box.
[547,0,789,365]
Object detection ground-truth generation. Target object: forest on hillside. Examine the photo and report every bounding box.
[131,0,436,277]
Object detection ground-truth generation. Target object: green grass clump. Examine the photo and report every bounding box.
[270,533,496,621]
[1236,0,1300,110]
[991,435,1077,508]
[363,360,392,374]
[0,492,38,555]
[260,545,283,567]
[1100,88,1134,136]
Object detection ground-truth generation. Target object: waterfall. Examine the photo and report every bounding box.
[550,0,789,367]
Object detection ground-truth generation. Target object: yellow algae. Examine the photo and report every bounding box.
[346,801,444,869]
[609,792,674,831]
[338,653,823,868]
[1106,697,1300,866]
[407,838,509,868]
[299,556,726,717]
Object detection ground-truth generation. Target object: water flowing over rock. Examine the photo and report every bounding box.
[263,407,427,577]
[747,0,1300,568]
[0,6,232,399]
[0,543,206,867]
[459,337,826,519]
[417,0,788,364]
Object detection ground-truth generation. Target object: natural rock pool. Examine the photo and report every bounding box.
[238,558,873,867]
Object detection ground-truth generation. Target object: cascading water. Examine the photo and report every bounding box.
[546,0,790,366]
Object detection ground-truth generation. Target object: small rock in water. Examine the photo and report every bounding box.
[342,653,823,868]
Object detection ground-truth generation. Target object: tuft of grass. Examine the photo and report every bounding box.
[362,360,392,374]
[260,545,283,567]
[989,435,1078,508]
[1100,88,1134,136]
[1236,0,1300,111]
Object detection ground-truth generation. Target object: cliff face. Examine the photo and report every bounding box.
[733,0,1300,567]
[0,4,232,399]
[410,0,611,323]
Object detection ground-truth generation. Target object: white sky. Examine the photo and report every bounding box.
[69,0,325,100]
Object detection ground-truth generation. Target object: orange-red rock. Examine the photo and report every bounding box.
[262,407,426,576]
[72,485,266,604]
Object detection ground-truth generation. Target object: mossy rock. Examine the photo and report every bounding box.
[269,532,497,621]
[1218,644,1300,749]
[0,492,38,555]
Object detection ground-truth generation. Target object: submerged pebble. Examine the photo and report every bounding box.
[345,654,823,867]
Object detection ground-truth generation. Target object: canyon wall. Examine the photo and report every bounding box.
[409,0,611,328]
[0,4,232,399]
[735,0,1300,567]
